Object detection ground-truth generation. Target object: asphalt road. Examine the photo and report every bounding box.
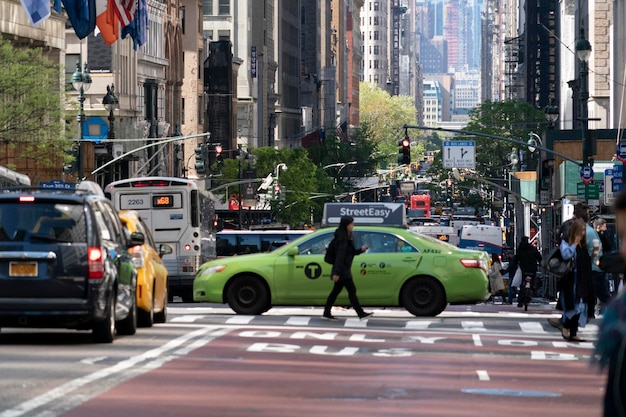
[0,302,608,417]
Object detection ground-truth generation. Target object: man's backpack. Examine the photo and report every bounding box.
[324,238,337,265]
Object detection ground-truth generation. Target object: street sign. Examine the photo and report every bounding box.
[577,182,599,201]
[322,203,406,227]
[617,141,626,162]
[580,166,594,185]
[613,163,623,193]
[539,190,550,205]
[443,141,475,169]
[605,169,616,206]
[40,180,75,189]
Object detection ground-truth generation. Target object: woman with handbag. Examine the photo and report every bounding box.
[558,220,595,342]
[488,253,506,302]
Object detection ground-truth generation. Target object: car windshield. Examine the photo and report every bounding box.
[408,231,457,250]
[0,201,87,243]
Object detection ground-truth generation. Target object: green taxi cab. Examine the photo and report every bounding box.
[193,225,490,317]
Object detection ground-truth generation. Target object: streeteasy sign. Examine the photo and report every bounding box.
[322,203,406,227]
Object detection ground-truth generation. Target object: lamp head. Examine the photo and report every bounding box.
[575,28,592,62]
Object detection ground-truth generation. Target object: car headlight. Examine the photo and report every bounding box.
[199,265,227,277]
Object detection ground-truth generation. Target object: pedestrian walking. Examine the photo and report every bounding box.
[488,253,505,302]
[594,191,626,417]
[502,254,519,304]
[515,236,542,307]
[558,220,595,342]
[323,215,372,320]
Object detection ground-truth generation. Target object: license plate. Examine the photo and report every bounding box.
[9,262,38,277]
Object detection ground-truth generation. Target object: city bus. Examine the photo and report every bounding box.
[105,177,215,302]
[0,165,31,188]
[216,230,313,257]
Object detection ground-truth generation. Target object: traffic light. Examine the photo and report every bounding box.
[446,180,453,206]
[273,184,281,200]
[215,145,223,170]
[194,143,207,175]
[63,144,79,175]
[398,138,411,165]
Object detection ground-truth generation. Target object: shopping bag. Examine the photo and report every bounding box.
[511,266,522,288]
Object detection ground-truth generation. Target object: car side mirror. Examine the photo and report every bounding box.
[287,246,298,257]
[160,244,173,256]
[129,231,144,247]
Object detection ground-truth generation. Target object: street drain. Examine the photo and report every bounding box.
[461,388,561,398]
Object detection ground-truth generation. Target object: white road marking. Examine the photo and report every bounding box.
[285,316,311,326]
[462,321,486,331]
[472,334,483,346]
[170,315,206,323]
[404,321,432,330]
[79,356,108,365]
[0,327,230,417]
[225,315,255,325]
[476,370,490,381]
[345,318,368,328]
[519,321,548,334]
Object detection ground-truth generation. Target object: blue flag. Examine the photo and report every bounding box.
[121,0,147,50]
[20,0,50,26]
[61,0,96,39]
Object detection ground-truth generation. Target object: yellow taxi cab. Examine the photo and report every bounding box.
[118,210,172,327]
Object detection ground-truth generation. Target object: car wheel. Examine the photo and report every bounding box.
[154,288,168,324]
[226,275,269,315]
[93,294,116,343]
[116,295,137,336]
[137,289,154,328]
[401,277,446,317]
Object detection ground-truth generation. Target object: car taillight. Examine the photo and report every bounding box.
[131,245,144,268]
[88,247,104,279]
[460,259,486,272]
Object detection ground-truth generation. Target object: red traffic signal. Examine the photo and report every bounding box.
[215,145,223,162]
[401,139,410,148]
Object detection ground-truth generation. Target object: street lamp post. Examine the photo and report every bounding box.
[102,84,118,185]
[71,60,92,181]
[576,27,592,203]
[102,84,119,140]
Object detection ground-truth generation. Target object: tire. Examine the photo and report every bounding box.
[226,275,269,315]
[137,289,154,328]
[93,294,115,343]
[116,297,137,336]
[401,277,447,317]
[154,288,168,324]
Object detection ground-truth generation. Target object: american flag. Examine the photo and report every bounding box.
[113,0,135,27]
[336,120,348,142]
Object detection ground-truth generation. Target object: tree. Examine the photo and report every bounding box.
[0,39,68,169]
[465,100,546,180]
[359,82,418,162]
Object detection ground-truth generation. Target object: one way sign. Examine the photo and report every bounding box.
[443,140,476,169]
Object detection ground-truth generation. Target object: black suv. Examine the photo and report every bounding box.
[0,183,142,343]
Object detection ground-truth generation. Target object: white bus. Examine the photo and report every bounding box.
[105,177,215,302]
[0,165,31,188]
[216,230,313,257]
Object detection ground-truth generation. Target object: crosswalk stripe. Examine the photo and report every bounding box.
[462,321,486,331]
[405,321,432,330]
[345,318,367,328]
[519,321,548,333]
[170,315,204,323]
[285,316,311,326]
[226,316,255,325]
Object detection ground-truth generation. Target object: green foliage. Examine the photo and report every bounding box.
[0,39,69,167]
[465,100,545,180]
[359,82,418,163]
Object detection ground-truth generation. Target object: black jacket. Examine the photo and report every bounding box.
[331,236,364,279]
[517,242,542,274]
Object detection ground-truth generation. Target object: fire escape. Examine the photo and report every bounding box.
[389,2,406,96]
[525,0,559,108]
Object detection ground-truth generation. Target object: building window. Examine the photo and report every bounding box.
[218,0,229,15]
[373,16,379,26]
[218,30,230,41]
[181,6,185,34]
[182,98,185,125]
[203,0,212,15]
[373,1,379,11]
[374,31,379,40]
[373,45,379,55]
[373,60,379,69]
